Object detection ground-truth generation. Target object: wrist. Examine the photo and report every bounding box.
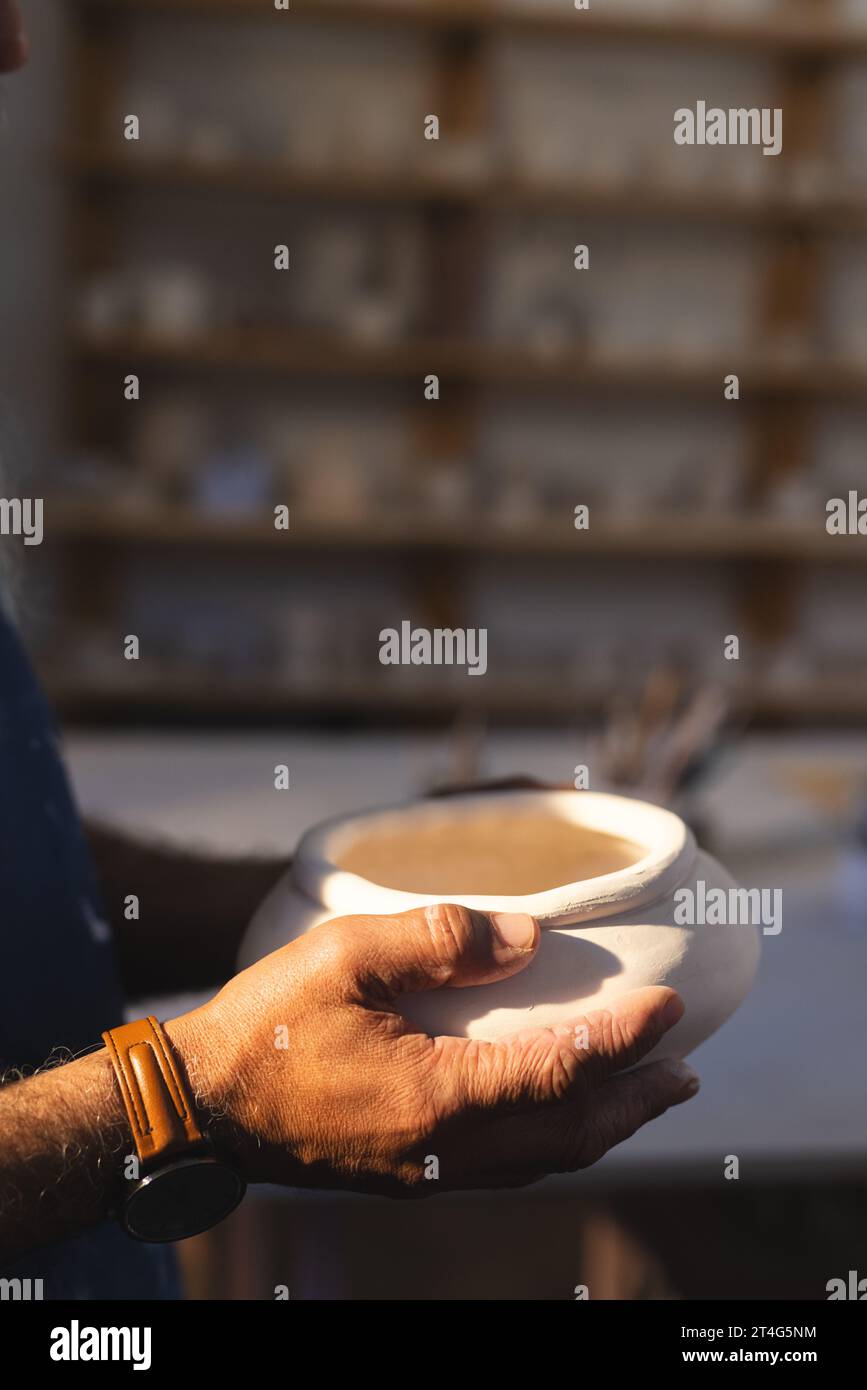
[162,1007,250,1176]
[100,1013,248,1242]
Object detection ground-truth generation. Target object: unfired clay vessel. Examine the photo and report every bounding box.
[238,791,760,1062]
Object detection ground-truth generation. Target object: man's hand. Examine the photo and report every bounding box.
[167,904,699,1195]
[0,904,698,1262]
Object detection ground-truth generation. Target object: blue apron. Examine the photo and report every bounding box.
[0,608,179,1299]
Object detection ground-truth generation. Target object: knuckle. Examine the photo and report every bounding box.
[439,1036,495,1110]
[423,902,475,965]
[529,1033,583,1103]
[433,1034,534,1120]
[548,1038,583,1100]
[588,1007,628,1055]
[491,1032,585,1110]
[580,1007,643,1078]
[308,919,359,980]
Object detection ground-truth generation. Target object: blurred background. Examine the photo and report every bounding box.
[2,0,867,1298]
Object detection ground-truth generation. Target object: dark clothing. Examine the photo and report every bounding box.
[0,608,179,1298]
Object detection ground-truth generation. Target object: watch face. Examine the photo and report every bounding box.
[123,1156,246,1243]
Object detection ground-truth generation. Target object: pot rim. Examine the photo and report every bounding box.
[290,789,696,927]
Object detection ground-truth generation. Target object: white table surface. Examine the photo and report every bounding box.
[64,730,867,1178]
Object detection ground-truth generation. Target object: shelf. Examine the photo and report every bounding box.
[43,672,867,730]
[47,502,867,565]
[63,0,866,738]
[45,674,606,724]
[61,147,867,231]
[71,328,867,399]
[75,0,867,59]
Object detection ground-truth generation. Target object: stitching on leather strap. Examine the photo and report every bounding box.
[103,1027,148,1142]
[148,1017,191,1124]
[127,1043,157,1136]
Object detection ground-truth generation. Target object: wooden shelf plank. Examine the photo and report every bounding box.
[60,147,867,231]
[73,0,867,59]
[42,673,867,728]
[46,502,867,564]
[40,672,624,727]
[71,328,867,399]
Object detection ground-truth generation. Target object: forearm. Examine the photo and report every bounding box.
[0,1014,216,1263]
[0,1048,130,1262]
[85,820,287,996]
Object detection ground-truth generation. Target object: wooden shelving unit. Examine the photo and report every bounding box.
[57,0,867,727]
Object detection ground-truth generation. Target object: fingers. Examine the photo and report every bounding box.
[573,1058,700,1166]
[460,1057,700,1183]
[313,902,540,1001]
[435,986,685,1113]
[564,986,686,1088]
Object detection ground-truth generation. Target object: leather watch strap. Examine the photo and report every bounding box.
[102,1016,204,1167]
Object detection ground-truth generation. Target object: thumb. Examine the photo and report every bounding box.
[318,902,539,1000]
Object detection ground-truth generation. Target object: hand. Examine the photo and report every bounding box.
[167,904,699,1195]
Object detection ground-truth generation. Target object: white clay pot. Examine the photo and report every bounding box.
[238,791,760,1062]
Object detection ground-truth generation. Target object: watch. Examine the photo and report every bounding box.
[102,1015,246,1243]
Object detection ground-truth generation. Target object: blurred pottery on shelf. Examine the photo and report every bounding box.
[338,100,412,171]
[131,399,211,497]
[422,463,474,518]
[77,275,131,338]
[240,790,760,1062]
[344,292,406,345]
[765,475,823,519]
[195,445,273,514]
[298,435,367,520]
[127,92,179,153]
[137,266,213,342]
[493,474,545,528]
